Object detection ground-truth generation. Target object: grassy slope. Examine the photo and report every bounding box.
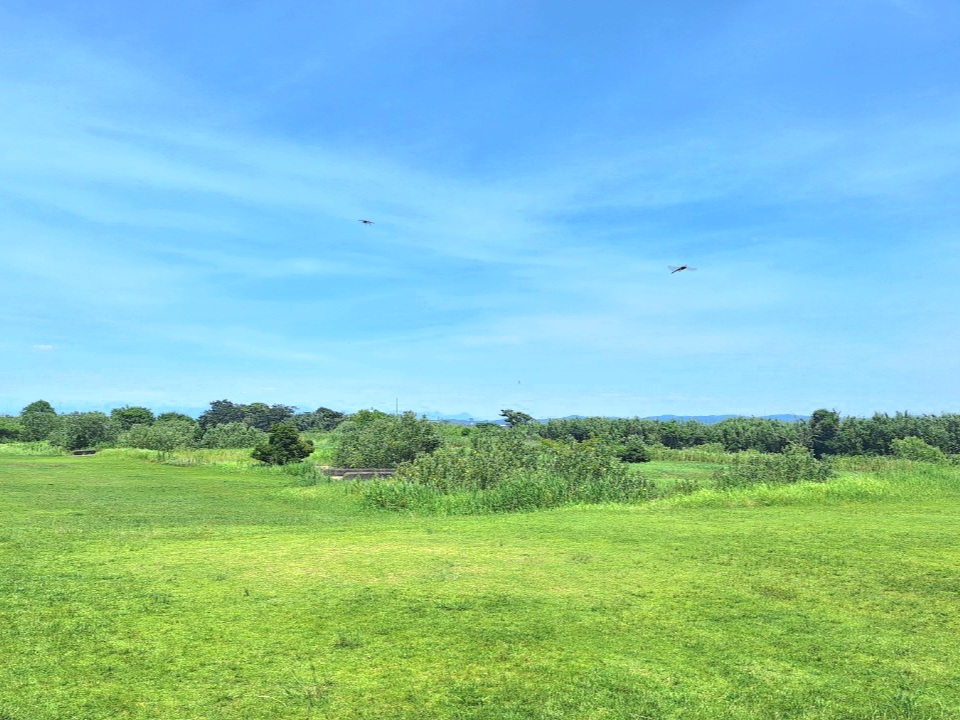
[1,453,959,719]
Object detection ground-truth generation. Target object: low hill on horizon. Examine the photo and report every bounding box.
[429,412,809,425]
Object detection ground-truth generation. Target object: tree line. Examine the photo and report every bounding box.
[0,399,346,451]
[2,400,959,460]
[514,409,960,457]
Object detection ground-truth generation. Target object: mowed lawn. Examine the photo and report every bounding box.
[2,453,959,719]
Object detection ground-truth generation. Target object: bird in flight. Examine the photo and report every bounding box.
[669,265,697,273]
[359,219,374,225]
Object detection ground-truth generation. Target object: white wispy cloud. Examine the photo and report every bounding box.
[1,5,958,416]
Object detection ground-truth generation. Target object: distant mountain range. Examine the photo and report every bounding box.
[423,412,808,425]
[641,414,808,424]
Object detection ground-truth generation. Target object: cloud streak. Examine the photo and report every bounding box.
[1,3,959,417]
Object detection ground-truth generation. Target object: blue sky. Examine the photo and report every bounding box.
[2,0,959,419]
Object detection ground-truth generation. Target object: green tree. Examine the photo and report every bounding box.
[715,417,797,453]
[500,409,534,428]
[349,409,392,425]
[199,422,267,449]
[941,414,960,455]
[120,420,196,457]
[808,409,840,458]
[617,435,651,463]
[861,413,898,455]
[110,406,156,431]
[50,412,118,451]
[315,407,346,431]
[22,400,56,415]
[891,436,947,463]
[198,400,246,430]
[20,400,60,442]
[243,403,296,432]
[333,411,442,468]
[156,412,197,424]
[294,407,346,432]
[252,423,314,465]
[833,416,868,455]
[539,417,593,441]
[0,416,24,442]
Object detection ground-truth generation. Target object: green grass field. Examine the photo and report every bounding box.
[2,449,959,719]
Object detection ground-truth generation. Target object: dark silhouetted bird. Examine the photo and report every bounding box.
[669,265,697,273]
[359,219,374,225]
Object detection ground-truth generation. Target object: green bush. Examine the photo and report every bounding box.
[503,467,649,510]
[891,436,948,463]
[616,436,651,463]
[538,438,631,488]
[118,420,197,455]
[156,412,196,424]
[275,461,326,486]
[332,411,442,468]
[831,455,902,473]
[361,481,443,511]
[293,407,346,432]
[392,429,538,492]
[0,441,64,456]
[110,406,156,430]
[252,423,315,465]
[19,411,61,442]
[713,445,833,489]
[648,442,732,463]
[0,416,24,443]
[365,434,651,514]
[200,422,266,449]
[49,412,119,451]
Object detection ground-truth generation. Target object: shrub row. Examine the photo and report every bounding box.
[712,446,834,489]
[360,433,652,514]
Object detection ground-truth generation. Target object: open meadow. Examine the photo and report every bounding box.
[2,447,959,719]
[6,3,960,717]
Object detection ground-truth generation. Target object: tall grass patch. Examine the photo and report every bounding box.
[655,459,960,509]
[647,443,735,463]
[97,446,260,468]
[361,433,652,513]
[712,445,833,489]
[332,411,442,468]
[0,441,65,457]
[270,460,329,486]
[302,431,337,464]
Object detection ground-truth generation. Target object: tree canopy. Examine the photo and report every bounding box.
[110,406,156,430]
[50,412,118,451]
[252,423,314,465]
[22,400,56,415]
[333,411,442,468]
[500,409,534,428]
[197,400,296,431]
